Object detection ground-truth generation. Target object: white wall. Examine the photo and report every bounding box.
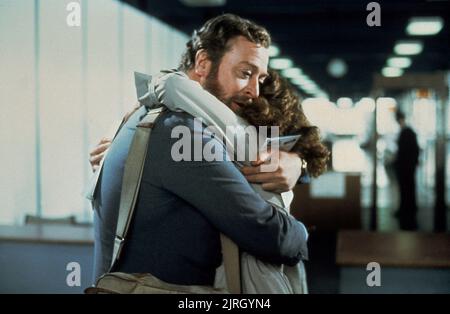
[0,0,188,224]
[38,0,85,219]
[0,0,37,224]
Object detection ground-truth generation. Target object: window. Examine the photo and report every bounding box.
[0,0,188,225]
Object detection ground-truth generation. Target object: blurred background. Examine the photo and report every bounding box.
[0,0,449,293]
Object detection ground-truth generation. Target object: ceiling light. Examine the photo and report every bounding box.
[387,57,412,68]
[269,58,293,70]
[268,45,280,57]
[291,74,312,85]
[314,92,329,99]
[179,0,226,6]
[327,58,348,78]
[282,67,303,79]
[301,83,318,93]
[394,40,423,55]
[382,67,403,77]
[406,17,444,36]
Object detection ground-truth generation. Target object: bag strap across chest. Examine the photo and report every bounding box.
[107,105,242,294]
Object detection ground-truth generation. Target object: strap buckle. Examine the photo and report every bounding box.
[115,235,125,247]
[113,235,125,261]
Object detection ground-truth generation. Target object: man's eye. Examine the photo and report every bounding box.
[241,71,252,78]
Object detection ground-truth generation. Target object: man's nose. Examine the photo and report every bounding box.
[244,77,259,99]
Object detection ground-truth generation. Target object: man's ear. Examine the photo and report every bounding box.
[194,49,212,80]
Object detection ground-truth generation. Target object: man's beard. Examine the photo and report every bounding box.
[203,66,232,107]
[203,66,253,116]
[203,66,249,116]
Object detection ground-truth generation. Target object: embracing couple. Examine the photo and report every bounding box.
[87,13,329,294]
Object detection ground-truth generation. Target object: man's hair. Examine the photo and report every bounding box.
[179,14,271,72]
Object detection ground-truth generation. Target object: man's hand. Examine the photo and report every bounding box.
[89,138,112,172]
[241,151,302,193]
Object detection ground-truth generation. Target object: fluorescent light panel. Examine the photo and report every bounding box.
[269,58,293,70]
[387,57,412,68]
[180,0,226,6]
[268,45,280,57]
[394,40,423,55]
[291,74,312,85]
[407,17,444,36]
[282,67,303,79]
[382,67,403,77]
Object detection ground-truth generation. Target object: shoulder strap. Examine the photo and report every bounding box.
[220,234,241,294]
[109,74,242,294]
[110,107,165,270]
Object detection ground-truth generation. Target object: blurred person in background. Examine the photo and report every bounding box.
[393,110,420,230]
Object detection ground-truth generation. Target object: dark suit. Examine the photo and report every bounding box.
[93,106,308,285]
[394,126,420,230]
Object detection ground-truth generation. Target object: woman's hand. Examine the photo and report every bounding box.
[240,151,302,193]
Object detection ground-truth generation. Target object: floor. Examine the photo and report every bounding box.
[360,151,450,232]
[306,146,450,293]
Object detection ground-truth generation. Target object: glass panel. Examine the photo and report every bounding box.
[0,0,37,224]
[38,0,85,220]
[86,0,122,153]
[122,3,147,112]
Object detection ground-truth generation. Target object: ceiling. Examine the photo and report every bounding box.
[124,0,450,100]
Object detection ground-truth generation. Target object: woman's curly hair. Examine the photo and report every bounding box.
[240,70,330,177]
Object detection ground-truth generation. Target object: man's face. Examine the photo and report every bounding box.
[203,36,269,115]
